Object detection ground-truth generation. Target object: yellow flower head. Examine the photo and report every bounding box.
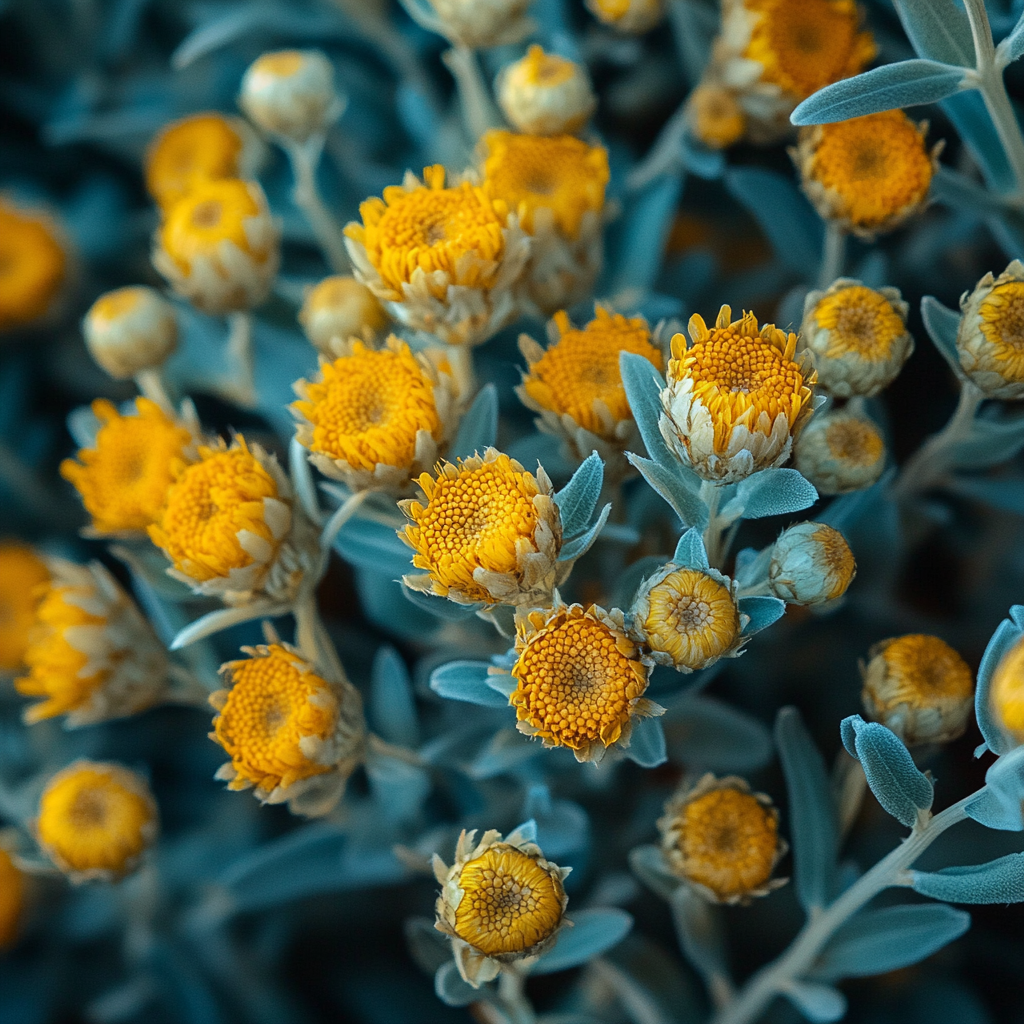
[586,0,665,34]
[769,522,856,606]
[239,50,342,143]
[61,398,198,535]
[497,45,596,136]
[795,112,939,239]
[510,601,661,763]
[793,403,886,495]
[298,274,388,356]
[399,448,563,606]
[862,634,974,746]
[36,762,158,882]
[800,279,913,398]
[660,305,816,483]
[687,84,747,150]
[292,337,458,493]
[153,178,280,315]
[990,632,1024,746]
[81,285,178,379]
[210,643,364,816]
[0,542,49,673]
[0,198,67,334]
[15,559,168,727]
[145,113,263,210]
[0,846,24,949]
[957,260,1024,400]
[659,774,786,904]
[433,825,571,987]
[631,564,744,672]
[345,166,529,347]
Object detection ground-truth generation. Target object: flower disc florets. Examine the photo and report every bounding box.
[658,774,787,904]
[399,448,563,606]
[433,826,570,987]
[990,632,1024,747]
[0,542,49,673]
[497,45,596,137]
[509,600,662,763]
[82,286,178,379]
[298,274,388,356]
[210,643,365,817]
[793,403,886,495]
[35,761,158,882]
[659,305,816,483]
[15,559,168,727]
[768,522,855,606]
[687,83,747,150]
[957,260,1024,399]
[0,197,68,334]
[586,0,665,34]
[344,165,529,347]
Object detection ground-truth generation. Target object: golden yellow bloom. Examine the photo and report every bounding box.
[298,274,388,356]
[990,632,1024,746]
[36,762,157,882]
[145,113,263,209]
[434,826,570,987]
[210,643,364,816]
[586,0,665,33]
[15,559,168,727]
[61,398,198,535]
[399,448,563,606]
[153,178,280,315]
[769,522,856,606]
[687,83,746,150]
[793,403,886,495]
[862,634,974,745]
[427,0,534,48]
[81,285,178,379]
[0,542,49,673]
[510,601,661,763]
[957,260,1024,399]
[794,112,939,239]
[344,165,529,347]
[239,50,342,142]
[0,846,24,949]
[292,337,458,493]
[659,774,786,904]
[0,198,67,334]
[799,280,913,398]
[659,305,817,483]
[497,45,596,136]
[631,565,744,672]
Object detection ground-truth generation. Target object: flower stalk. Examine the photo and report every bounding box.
[282,135,350,272]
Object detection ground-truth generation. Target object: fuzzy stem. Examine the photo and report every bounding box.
[443,46,500,142]
[627,98,690,191]
[225,310,256,408]
[701,482,732,569]
[495,968,536,1024]
[133,368,175,415]
[817,224,846,289]
[283,136,350,273]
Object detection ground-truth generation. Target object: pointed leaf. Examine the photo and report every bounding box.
[912,852,1024,903]
[369,646,419,748]
[967,745,1024,830]
[781,981,847,1023]
[554,452,604,538]
[626,716,668,768]
[739,595,787,635]
[667,697,773,772]
[429,661,509,708]
[893,0,974,66]
[629,845,682,900]
[722,468,818,521]
[920,295,965,377]
[450,384,498,459]
[997,10,1024,67]
[628,453,709,528]
[558,503,612,562]
[365,750,430,823]
[531,910,633,975]
[434,962,479,1006]
[943,91,1016,193]
[670,886,729,984]
[673,528,710,569]
[620,351,674,467]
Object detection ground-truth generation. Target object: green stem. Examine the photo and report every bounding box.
[701,482,733,568]
[134,368,175,415]
[225,310,256,408]
[817,224,846,289]
[442,46,500,142]
[284,136,350,273]
[495,968,536,1024]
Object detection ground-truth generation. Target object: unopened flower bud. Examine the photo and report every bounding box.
[586,0,665,33]
[497,45,596,136]
[768,522,855,606]
[687,83,745,150]
[428,0,533,48]
[83,286,177,379]
[793,404,886,495]
[957,260,1024,400]
[298,275,388,355]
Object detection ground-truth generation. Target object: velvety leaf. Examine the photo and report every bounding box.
[531,909,633,975]
[920,295,967,378]
[369,646,419,748]
[912,852,1024,903]
[434,962,479,1006]
[739,595,787,635]
[625,716,668,768]
[554,452,604,538]
[672,527,710,570]
[620,351,674,468]
[721,468,818,521]
[429,661,509,708]
[667,697,773,771]
[558,503,612,562]
[628,453,709,528]
[893,0,974,66]
[781,981,846,1023]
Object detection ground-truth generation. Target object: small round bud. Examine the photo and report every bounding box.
[298,275,388,355]
[83,286,177,379]
[239,50,342,143]
[989,631,1024,747]
[687,84,745,150]
[957,260,1024,400]
[861,634,974,746]
[768,522,856,606]
[0,198,68,334]
[586,0,665,33]
[428,0,533,48]
[793,404,886,495]
[497,45,596,136]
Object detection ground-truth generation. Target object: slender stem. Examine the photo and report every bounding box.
[284,136,350,273]
[712,794,974,1024]
[701,482,733,569]
[442,46,500,142]
[134,369,175,415]
[367,733,423,766]
[293,593,321,665]
[495,968,536,1024]
[627,97,690,192]
[320,488,370,552]
[817,224,846,289]
[225,310,256,408]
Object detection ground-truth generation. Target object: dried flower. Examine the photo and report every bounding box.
[497,45,596,136]
[0,197,67,334]
[768,522,856,606]
[957,260,1024,399]
[298,274,388,356]
[0,543,49,673]
[793,403,886,495]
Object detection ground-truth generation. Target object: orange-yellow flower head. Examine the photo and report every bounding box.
[497,45,596,137]
[659,305,816,483]
[15,559,168,727]
[687,83,747,151]
[990,632,1024,747]
[769,522,856,606]
[81,286,178,380]
[957,260,1024,400]
[210,643,364,816]
[239,50,342,143]
[0,846,24,949]
[510,601,661,763]
[793,402,886,495]
[298,274,388,356]
[861,634,974,746]
[0,198,67,334]
[344,165,529,347]
[659,774,786,904]
[292,337,459,493]
[587,0,665,34]
[795,112,939,239]
[153,178,280,315]
[61,398,198,536]
[145,113,264,210]
[35,761,158,882]
[399,448,563,607]
[0,542,49,673]
[433,826,571,987]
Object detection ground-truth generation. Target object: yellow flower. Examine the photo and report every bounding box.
[0,846,24,949]
[0,542,49,673]
[427,0,534,48]
[210,643,364,816]
[768,522,856,606]
[687,83,747,151]
[81,285,178,379]
[793,403,886,495]
[292,337,459,493]
[631,564,744,672]
[433,826,570,987]
[497,45,596,136]
[659,774,786,904]
[586,0,665,34]
[399,448,563,606]
[990,633,1024,746]
[344,165,529,347]
[509,601,661,763]
[659,305,817,483]
[145,113,264,210]
[861,634,974,746]
[957,260,1024,399]
[298,274,388,356]
[0,198,67,334]
[35,761,158,882]
[799,279,913,398]
[15,559,168,727]
[794,112,940,239]
[153,178,280,315]
[60,397,198,535]
[239,50,343,142]
[148,436,313,604]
